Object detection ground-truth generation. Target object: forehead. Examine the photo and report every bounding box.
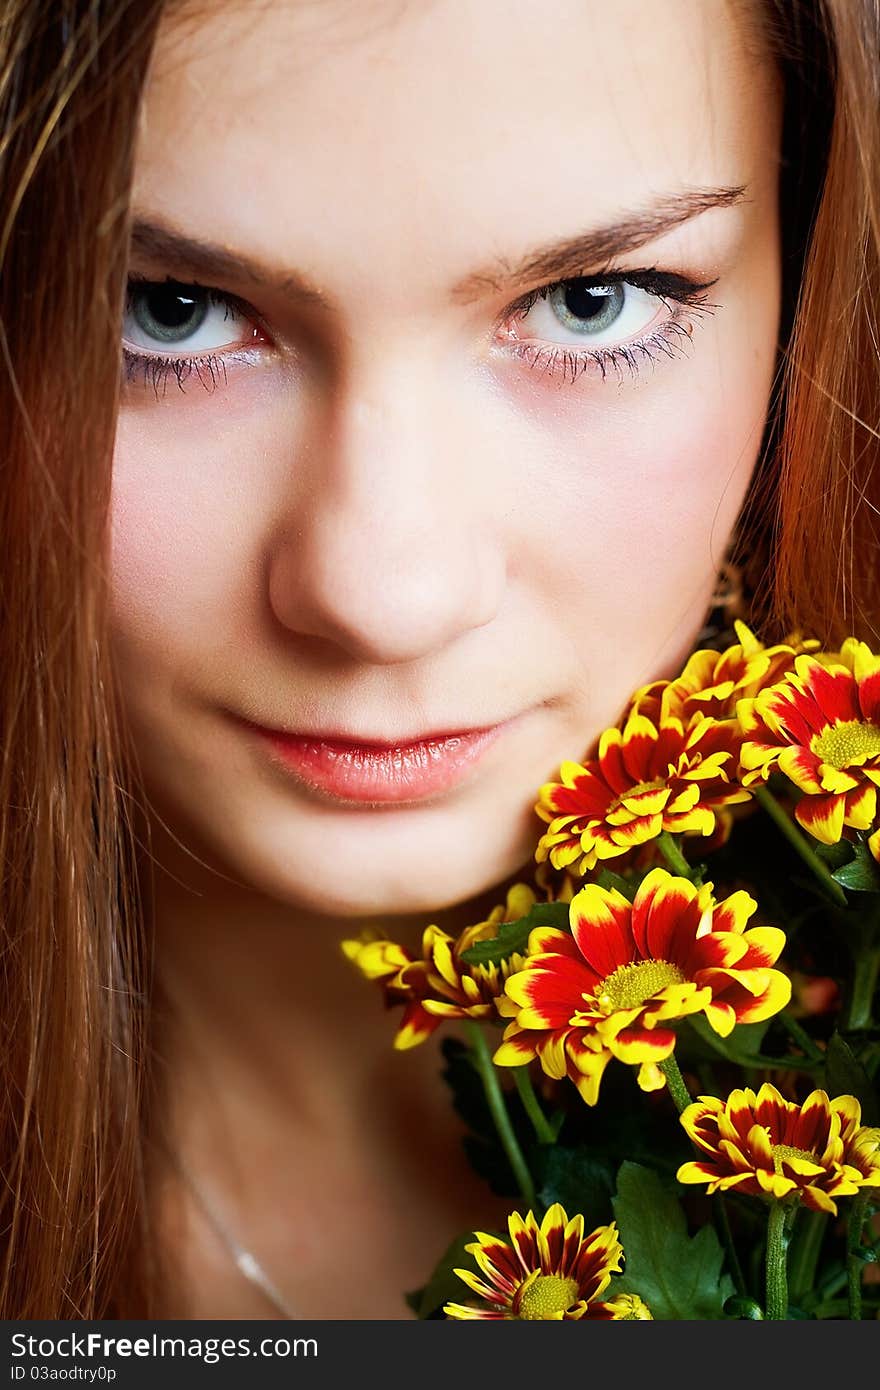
[136,0,774,297]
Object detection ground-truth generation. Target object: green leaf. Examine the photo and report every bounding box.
[408,1230,488,1319]
[831,839,880,893]
[594,868,637,900]
[814,840,856,871]
[685,1015,822,1072]
[715,1018,772,1060]
[596,863,684,897]
[459,900,570,966]
[612,1161,735,1319]
[534,1145,615,1230]
[834,862,880,894]
[824,1033,880,1124]
[687,1014,776,1067]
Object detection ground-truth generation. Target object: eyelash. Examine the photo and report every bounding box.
[121,268,718,399]
[504,269,718,386]
[122,279,248,398]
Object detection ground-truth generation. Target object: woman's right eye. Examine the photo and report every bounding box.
[122,278,261,355]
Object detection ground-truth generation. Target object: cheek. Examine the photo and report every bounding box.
[108,403,264,681]
[515,281,777,608]
[526,416,726,673]
[591,389,757,599]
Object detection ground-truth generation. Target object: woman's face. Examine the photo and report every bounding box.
[110,0,782,916]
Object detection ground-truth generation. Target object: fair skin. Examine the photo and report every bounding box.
[110,0,782,1317]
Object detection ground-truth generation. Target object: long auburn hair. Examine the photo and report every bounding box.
[1,0,878,1318]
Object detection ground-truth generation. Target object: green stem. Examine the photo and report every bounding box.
[656,831,694,879]
[811,1243,880,1304]
[778,1012,824,1063]
[659,1053,692,1113]
[464,1021,536,1211]
[511,1064,557,1145]
[765,1201,791,1320]
[753,785,848,907]
[846,947,880,1032]
[716,1196,747,1297]
[847,1193,869,1321]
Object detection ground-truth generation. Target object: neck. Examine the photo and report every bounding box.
[137,807,527,1317]
[139,806,529,1140]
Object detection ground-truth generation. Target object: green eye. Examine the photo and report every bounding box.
[545,281,626,336]
[129,282,210,345]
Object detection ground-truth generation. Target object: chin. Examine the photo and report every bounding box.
[280,873,499,921]
[136,746,545,921]
[268,846,534,920]
[227,802,541,921]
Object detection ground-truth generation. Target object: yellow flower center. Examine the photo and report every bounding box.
[811,719,880,769]
[597,959,685,1012]
[771,1143,817,1175]
[515,1272,581,1320]
[608,777,667,815]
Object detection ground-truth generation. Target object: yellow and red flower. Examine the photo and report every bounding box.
[677,1084,880,1213]
[341,883,537,1049]
[738,638,880,846]
[443,1204,641,1320]
[631,622,820,726]
[605,1293,653,1319]
[535,709,750,877]
[493,868,790,1102]
[837,1103,880,1190]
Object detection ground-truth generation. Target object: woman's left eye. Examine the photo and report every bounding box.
[502,271,717,385]
[515,280,659,345]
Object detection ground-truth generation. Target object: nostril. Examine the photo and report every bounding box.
[267,516,503,666]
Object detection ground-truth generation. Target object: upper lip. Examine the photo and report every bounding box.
[235,714,508,747]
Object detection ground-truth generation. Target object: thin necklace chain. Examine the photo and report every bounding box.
[165,1146,298,1320]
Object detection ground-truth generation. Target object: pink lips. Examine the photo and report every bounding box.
[241,721,509,803]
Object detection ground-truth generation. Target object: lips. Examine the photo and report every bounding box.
[238,719,510,803]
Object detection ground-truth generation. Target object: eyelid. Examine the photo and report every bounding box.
[498,267,720,388]
[121,265,719,399]
[124,272,274,349]
[503,265,719,321]
[124,266,716,349]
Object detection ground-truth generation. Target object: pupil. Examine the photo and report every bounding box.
[556,280,624,335]
[133,283,208,343]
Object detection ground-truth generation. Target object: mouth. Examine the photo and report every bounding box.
[233,716,515,805]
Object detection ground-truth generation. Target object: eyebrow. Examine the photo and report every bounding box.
[128,185,747,312]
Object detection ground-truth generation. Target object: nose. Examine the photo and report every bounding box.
[267,369,506,665]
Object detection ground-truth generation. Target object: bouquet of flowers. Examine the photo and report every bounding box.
[344,624,880,1321]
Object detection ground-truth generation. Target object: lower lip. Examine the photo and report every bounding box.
[242,722,510,803]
